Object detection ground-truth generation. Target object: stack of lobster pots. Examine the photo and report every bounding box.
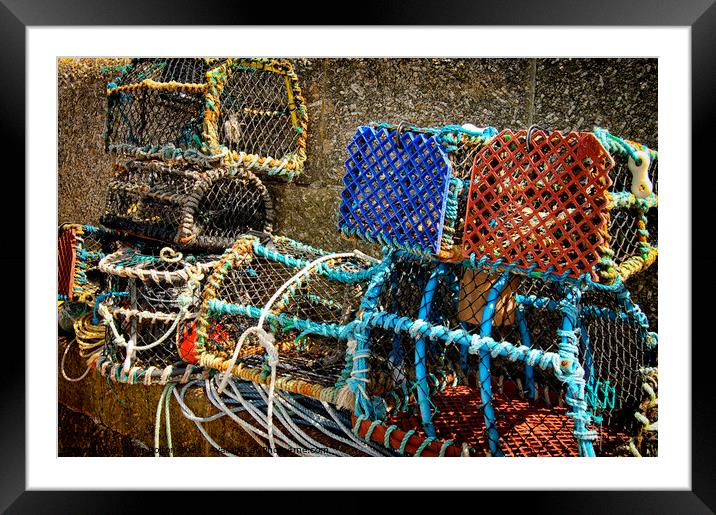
[58,57,308,385]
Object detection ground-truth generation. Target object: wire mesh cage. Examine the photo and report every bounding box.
[189,235,379,404]
[94,246,220,384]
[462,129,615,282]
[343,250,657,457]
[593,128,658,283]
[105,57,308,181]
[100,158,273,251]
[339,123,498,261]
[58,223,133,304]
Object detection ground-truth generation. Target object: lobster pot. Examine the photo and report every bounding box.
[338,123,496,261]
[106,57,308,180]
[101,159,273,251]
[594,128,658,282]
[95,246,219,384]
[106,59,219,152]
[58,223,134,304]
[189,235,377,402]
[352,249,658,456]
[351,252,581,456]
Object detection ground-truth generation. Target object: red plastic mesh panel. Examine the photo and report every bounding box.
[387,386,579,457]
[356,384,629,457]
[463,130,613,279]
[58,226,78,299]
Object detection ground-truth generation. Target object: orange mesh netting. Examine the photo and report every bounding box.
[386,385,579,457]
[463,129,614,279]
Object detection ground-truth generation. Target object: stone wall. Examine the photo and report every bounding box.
[58,57,658,455]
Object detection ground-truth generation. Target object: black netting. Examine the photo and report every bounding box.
[106,58,229,151]
[115,58,224,86]
[97,246,219,380]
[219,63,302,163]
[192,174,273,250]
[101,160,272,250]
[196,237,375,393]
[107,88,205,151]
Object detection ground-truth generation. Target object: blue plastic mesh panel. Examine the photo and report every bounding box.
[339,126,453,255]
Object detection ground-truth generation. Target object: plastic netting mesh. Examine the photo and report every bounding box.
[339,125,454,256]
[352,251,654,456]
[192,236,377,400]
[339,123,495,260]
[463,129,614,280]
[101,159,273,250]
[95,246,219,383]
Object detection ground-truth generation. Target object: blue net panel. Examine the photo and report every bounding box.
[339,125,453,255]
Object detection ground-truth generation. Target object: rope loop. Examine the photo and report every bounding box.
[160,247,183,263]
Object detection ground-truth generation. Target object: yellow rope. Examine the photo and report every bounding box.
[108,79,208,95]
[73,313,106,355]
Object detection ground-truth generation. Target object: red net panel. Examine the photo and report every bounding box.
[386,386,579,457]
[463,130,613,279]
[58,226,78,299]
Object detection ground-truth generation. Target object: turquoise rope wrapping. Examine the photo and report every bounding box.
[556,285,597,457]
[348,253,395,418]
[413,263,445,438]
[207,299,355,341]
[252,239,379,284]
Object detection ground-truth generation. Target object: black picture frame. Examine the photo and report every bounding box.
[4,1,711,512]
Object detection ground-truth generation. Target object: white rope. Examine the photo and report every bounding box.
[60,338,92,382]
[208,377,300,454]
[254,384,346,457]
[98,266,205,373]
[160,247,183,263]
[351,249,381,264]
[154,383,175,457]
[216,251,359,457]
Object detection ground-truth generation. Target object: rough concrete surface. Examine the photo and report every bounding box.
[58,57,658,456]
